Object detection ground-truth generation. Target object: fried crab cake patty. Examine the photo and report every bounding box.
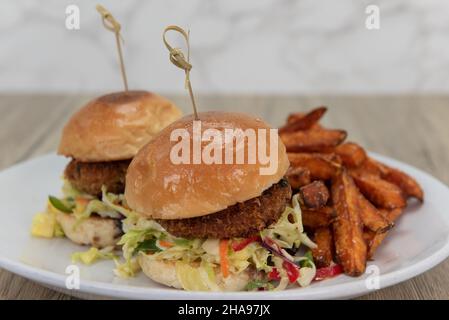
[157,179,292,239]
[64,159,131,196]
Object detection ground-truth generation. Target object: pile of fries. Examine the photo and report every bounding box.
[280,107,424,276]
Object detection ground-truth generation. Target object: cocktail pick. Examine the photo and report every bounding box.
[163,25,199,120]
[96,4,128,91]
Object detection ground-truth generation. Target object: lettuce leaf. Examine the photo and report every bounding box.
[134,239,161,254]
[245,279,274,291]
[261,194,316,249]
[71,246,117,265]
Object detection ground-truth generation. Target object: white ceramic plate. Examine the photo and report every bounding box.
[0,153,448,300]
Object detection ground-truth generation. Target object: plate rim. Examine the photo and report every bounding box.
[0,152,449,299]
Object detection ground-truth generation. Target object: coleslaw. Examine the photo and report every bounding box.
[111,192,319,291]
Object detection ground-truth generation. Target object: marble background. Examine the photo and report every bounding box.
[0,0,448,94]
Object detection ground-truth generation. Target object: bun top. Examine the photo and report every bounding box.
[58,91,182,162]
[125,111,290,219]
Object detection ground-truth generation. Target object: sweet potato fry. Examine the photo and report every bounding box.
[365,157,389,175]
[363,230,373,244]
[280,107,327,134]
[301,207,334,229]
[285,166,311,189]
[365,208,403,259]
[354,157,423,201]
[331,170,367,276]
[382,167,424,201]
[287,112,305,124]
[288,153,341,180]
[299,181,329,209]
[352,173,406,209]
[364,230,387,260]
[358,192,393,233]
[311,227,334,268]
[281,129,347,152]
[349,157,383,177]
[334,142,367,168]
[279,107,423,269]
[287,112,323,130]
[379,208,404,223]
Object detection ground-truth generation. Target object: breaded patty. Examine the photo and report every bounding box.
[157,179,292,239]
[64,159,131,196]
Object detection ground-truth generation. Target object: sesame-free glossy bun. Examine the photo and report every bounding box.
[58,91,182,162]
[138,255,250,291]
[125,111,290,219]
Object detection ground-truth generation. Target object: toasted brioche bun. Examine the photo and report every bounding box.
[138,255,250,291]
[56,212,122,248]
[58,91,182,162]
[125,111,290,219]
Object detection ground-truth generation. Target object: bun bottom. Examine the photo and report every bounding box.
[138,254,251,291]
[56,212,122,248]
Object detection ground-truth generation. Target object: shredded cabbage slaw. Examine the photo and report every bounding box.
[112,193,318,291]
[71,246,117,265]
[31,180,124,239]
[32,180,321,290]
[31,181,125,265]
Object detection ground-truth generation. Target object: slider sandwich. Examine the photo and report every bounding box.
[114,112,318,291]
[32,91,181,249]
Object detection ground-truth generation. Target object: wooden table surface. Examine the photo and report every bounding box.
[0,94,448,300]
